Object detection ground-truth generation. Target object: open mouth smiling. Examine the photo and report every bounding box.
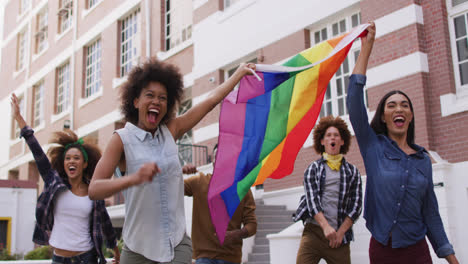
[393,115,406,127]
[148,109,160,124]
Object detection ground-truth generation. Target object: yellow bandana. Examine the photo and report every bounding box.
[323,153,343,171]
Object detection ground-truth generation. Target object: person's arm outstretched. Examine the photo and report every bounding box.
[168,63,256,141]
[88,133,160,200]
[347,22,377,159]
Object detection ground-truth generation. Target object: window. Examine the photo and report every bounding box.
[120,8,140,77]
[451,9,468,91]
[8,170,19,180]
[16,29,27,71]
[58,0,73,34]
[87,0,100,9]
[442,0,468,115]
[453,0,468,6]
[312,13,365,118]
[19,0,30,15]
[85,39,102,98]
[0,218,11,253]
[224,0,241,9]
[164,0,193,51]
[56,62,71,114]
[12,95,25,139]
[33,81,44,127]
[35,8,48,54]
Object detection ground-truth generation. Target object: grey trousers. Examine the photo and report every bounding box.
[120,234,192,264]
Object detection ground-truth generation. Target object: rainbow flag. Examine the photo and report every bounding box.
[208,24,370,243]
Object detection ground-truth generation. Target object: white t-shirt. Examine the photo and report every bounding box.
[49,189,94,251]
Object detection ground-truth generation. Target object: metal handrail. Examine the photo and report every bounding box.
[177,143,210,167]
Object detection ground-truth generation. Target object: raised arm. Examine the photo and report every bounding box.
[352,22,375,76]
[88,133,159,200]
[347,22,377,158]
[168,63,255,140]
[11,93,26,129]
[11,93,53,183]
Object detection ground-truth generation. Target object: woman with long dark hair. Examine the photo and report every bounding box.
[346,23,459,263]
[11,93,119,264]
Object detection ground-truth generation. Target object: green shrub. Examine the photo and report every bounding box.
[0,249,19,260]
[103,237,124,258]
[24,245,52,260]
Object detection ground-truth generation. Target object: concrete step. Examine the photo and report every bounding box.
[254,237,269,245]
[255,206,288,213]
[257,214,294,222]
[248,252,270,262]
[257,221,293,230]
[255,204,285,210]
[255,229,280,238]
[251,244,269,254]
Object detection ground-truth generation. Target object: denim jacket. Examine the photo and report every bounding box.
[347,74,454,258]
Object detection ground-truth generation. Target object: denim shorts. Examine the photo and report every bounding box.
[52,249,98,264]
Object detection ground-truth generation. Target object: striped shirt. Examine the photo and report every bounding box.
[21,126,117,264]
[293,157,363,244]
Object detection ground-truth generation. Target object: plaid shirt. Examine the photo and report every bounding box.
[21,126,117,264]
[293,157,362,244]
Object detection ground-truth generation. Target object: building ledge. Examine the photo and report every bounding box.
[157,39,193,61]
[79,88,103,108]
[440,91,468,117]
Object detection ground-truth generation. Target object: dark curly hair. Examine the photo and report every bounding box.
[313,115,351,154]
[47,130,101,186]
[119,58,184,125]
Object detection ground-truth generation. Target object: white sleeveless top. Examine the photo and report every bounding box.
[115,122,186,262]
[49,189,94,251]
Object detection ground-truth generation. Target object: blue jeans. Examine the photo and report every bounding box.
[51,250,98,264]
[195,258,238,264]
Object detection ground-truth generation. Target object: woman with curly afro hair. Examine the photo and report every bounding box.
[294,115,362,264]
[10,93,119,264]
[89,58,256,264]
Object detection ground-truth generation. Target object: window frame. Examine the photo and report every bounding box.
[35,8,48,54]
[448,0,468,96]
[33,81,45,128]
[58,0,73,34]
[87,0,101,9]
[119,8,141,77]
[0,217,12,254]
[56,62,71,114]
[19,0,31,16]
[16,29,28,71]
[84,38,102,98]
[164,0,193,51]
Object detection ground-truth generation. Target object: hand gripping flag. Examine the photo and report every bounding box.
[208,23,370,244]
